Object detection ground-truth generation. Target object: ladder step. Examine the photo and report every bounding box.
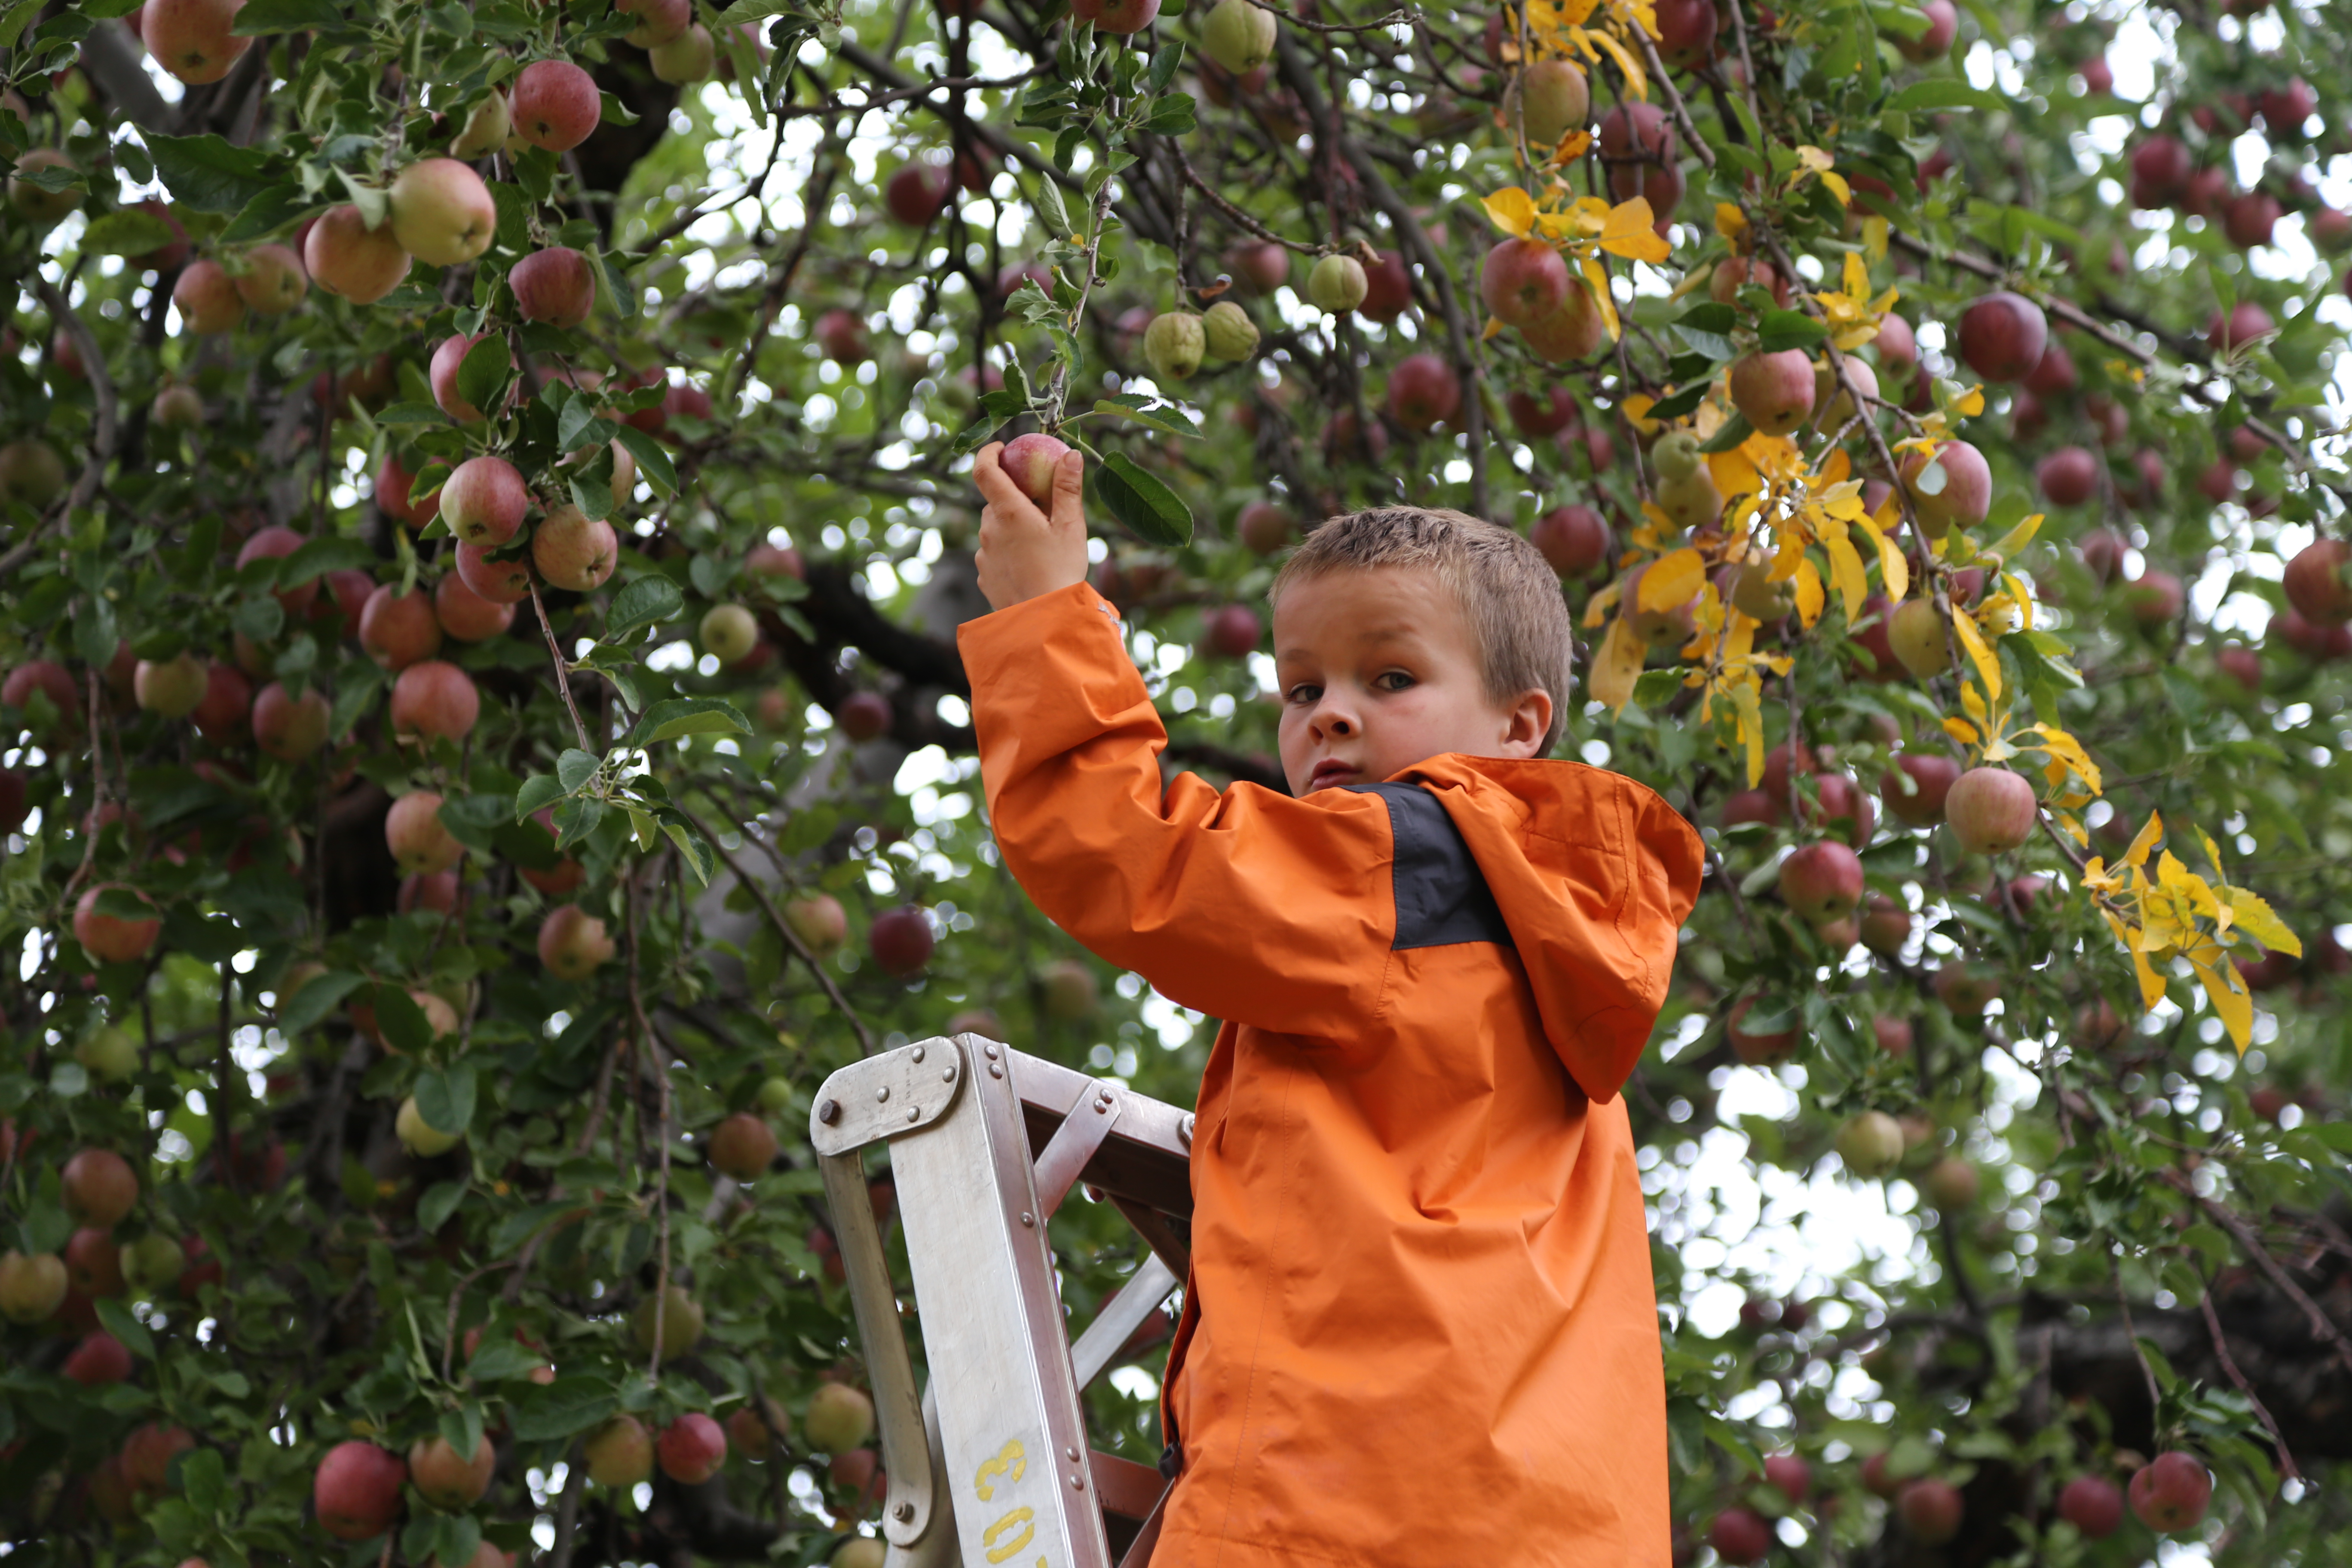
[1032,1078,1124,1218]
[1069,1254,1179,1391]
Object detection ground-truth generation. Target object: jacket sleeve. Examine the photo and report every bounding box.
[957,582,1396,1036]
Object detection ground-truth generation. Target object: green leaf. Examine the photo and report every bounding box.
[144,134,276,215]
[370,986,433,1057]
[230,0,345,32]
[219,183,317,243]
[455,336,512,423]
[1091,451,1194,547]
[279,536,376,586]
[280,971,361,1035]
[509,1377,618,1442]
[606,575,684,641]
[630,696,751,745]
[612,424,678,497]
[1887,79,2005,114]
[95,1297,155,1359]
[466,1337,546,1383]
[514,773,567,821]
[1139,92,1197,136]
[79,208,177,258]
[416,1068,476,1137]
[1700,412,1755,452]
[556,749,601,794]
[375,403,450,427]
[1755,309,1829,354]
[1091,398,1200,440]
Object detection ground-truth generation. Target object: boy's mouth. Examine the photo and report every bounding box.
[1308,759,1359,791]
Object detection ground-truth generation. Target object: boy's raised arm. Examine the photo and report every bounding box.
[960,444,1395,1036]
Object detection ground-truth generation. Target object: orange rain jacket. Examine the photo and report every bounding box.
[960,583,1706,1568]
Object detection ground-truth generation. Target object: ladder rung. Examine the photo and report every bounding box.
[1011,1049,1192,1218]
[1069,1254,1179,1390]
[1032,1078,1124,1217]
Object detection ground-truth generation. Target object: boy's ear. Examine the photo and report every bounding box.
[1504,689,1553,756]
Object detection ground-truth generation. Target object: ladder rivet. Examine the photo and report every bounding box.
[895,1501,914,1521]
[983,1043,998,1059]
[988,1064,1002,1078]
[1020,1212,1034,1227]
[943,1066,956,1082]
[911,1044,925,1063]
[1065,1447,1079,1462]
[906,1106,919,1123]
[876,1085,890,1102]
[1070,1473,1085,1490]
[817,1099,841,1125]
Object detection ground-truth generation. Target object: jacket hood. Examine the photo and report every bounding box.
[1397,755,1705,1103]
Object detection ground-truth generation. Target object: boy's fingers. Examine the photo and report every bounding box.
[1050,449,1086,531]
[971,443,1027,512]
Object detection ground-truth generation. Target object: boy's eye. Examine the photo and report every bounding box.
[1375,671,1416,692]
[1284,683,1322,704]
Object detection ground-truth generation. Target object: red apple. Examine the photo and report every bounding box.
[836,692,892,742]
[122,1422,195,1493]
[1725,995,1797,1065]
[709,1112,778,1180]
[784,894,848,956]
[455,542,533,605]
[998,433,1071,506]
[431,332,508,422]
[1729,349,1815,437]
[63,1330,133,1385]
[313,1440,407,1540]
[5,659,80,734]
[1881,752,1959,827]
[533,505,619,592]
[1957,291,2048,383]
[1899,439,1991,536]
[398,870,460,916]
[304,205,410,303]
[2128,1452,2211,1534]
[231,243,306,315]
[361,584,444,670]
[1385,353,1462,430]
[391,661,481,744]
[1897,1477,1963,1543]
[1708,1507,1772,1565]
[1944,766,2037,852]
[512,246,597,327]
[173,259,244,334]
[1519,279,1608,362]
[657,1413,728,1484]
[2207,301,2273,355]
[584,1416,654,1487]
[2282,539,2351,625]
[440,456,528,547]
[1779,840,1863,924]
[1891,0,1955,60]
[1203,604,1262,658]
[538,906,615,981]
[2125,568,2184,626]
[375,452,442,530]
[885,163,953,226]
[142,0,251,84]
[437,570,517,640]
[192,664,252,741]
[237,527,319,614]
[2223,190,2279,249]
[1529,505,1611,577]
[2036,445,2098,506]
[868,906,934,976]
[815,309,869,362]
[386,791,461,876]
[74,885,160,965]
[1871,1013,1914,1053]
[1478,237,1570,328]
[511,59,601,151]
[2057,1474,2123,1538]
[63,1148,138,1228]
[407,1433,494,1509]
[389,158,498,266]
[251,682,330,761]
[1357,249,1412,321]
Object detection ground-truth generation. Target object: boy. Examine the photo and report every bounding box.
[961,441,1703,1567]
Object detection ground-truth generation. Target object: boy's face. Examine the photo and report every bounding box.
[1272,565,1553,796]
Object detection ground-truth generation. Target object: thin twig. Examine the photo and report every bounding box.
[2197,1280,2300,1483]
[527,579,596,752]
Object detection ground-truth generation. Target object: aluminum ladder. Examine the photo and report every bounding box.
[809,1032,1194,1568]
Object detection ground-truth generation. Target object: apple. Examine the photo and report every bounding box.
[1200,0,1277,71]
[1922,1155,1979,1210]
[1598,101,1675,199]
[1880,752,1958,829]
[1778,841,1863,924]
[2282,539,2351,625]
[3,660,78,738]
[998,433,1071,506]
[1236,501,1293,554]
[1891,0,1956,58]
[75,885,160,964]
[2057,1474,2123,1538]
[1707,1506,1772,1565]
[431,332,508,422]
[585,1417,654,1487]
[2031,444,2096,507]
[518,808,583,897]
[784,893,848,956]
[63,1330,133,1385]
[359,584,444,671]
[648,22,716,83]
[1143,311,1206,382]
[1725,995,1796,1065]
[2125,568,2184,626]
[456,542,534,604]
[2216,644,2262,691]
[1899,439,1991,536]
[303,205,410,303]
[657,1413,728,1484]
[885,162,953,227]
[314,1439,407,1540]
[1306,254,1368,313]
[146,382,207,432]
[746,542,805,580]
[390,158,498,266]
[1898,1477,1963,1543]
[1479,238,1570,328]
[1931,962,2000,1017]
[375,452,442,530]
[728,1406,776,1458]
[6,148,82,227]
[173,260,245,334]
[804,1384,876,1454]
[64,1147,138,1228]
[1837,1110,1905,1176]
[192,663,252,740]
[1357,249,1412,321]
[231,242,308,315]
[1710,254,1788,307]
[526,505,616,593]
[1510,58,1589,147]
[2131,135,2191,200]
[447,90,512,157]
[1764,1452,1810,1503]
[1955,290,2047,383]
[836,691,892,741]
[396,1096,462,1157]
[1228,240,1291,294]
[709,1112,778,1180]
[1721,790,1779,829]
[1519,280,1608,363]
[2129,1452,2211,1533]
[77,1024,140,1081]
[1811,355,1876,427]
[1386,353,1462,430]
[237,526,320,615]
[1040,958,1099,1021]
[2207,301,2273,355]
[699,603,760,665]
[0,1251,68,1323]
[2223,190,2279,248]
[1885,598,1949,678]
[511,59,600,151]
[1507,387,1576,438]
[538,905,615,981]
[440,456,528,546]
[830,1446,882,1507]
[119,1422,195,1496]
[869,906,934,976]
[619,0,692,45]
[815,308,869,362]
[420,576,508,650]
[1622,559,1700,646]
[131,652,205,719]
[390,661,481,744]
[1729,349,1815,437]
[1943,766,2036,853]
[398,871,460,916]
[1871,1014,1914,1055]
[1203,604,1262,657]
[512,245,597,327]
[407,1433,494,1508]
[1518,505,1606,579]
[141,0,251,81]
[832,1540,886,1568]
[629,1284,704,1356]
[386,791,461,875]
[251,682,330,761]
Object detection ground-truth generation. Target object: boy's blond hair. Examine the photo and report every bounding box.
[1269,506,1577,752]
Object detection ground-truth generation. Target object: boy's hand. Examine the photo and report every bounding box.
[974,441,1090,612]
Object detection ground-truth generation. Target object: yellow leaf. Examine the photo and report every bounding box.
[1841,252,1869,299]
[1587,613,1647,712]
[1819,447,1852,487]
[1549,129,1595,166]
[1708,445,1760,504]
[1941,716,1979,747]
[1579,257,1623,342]
[1863,215,1889,261]
[1855,511,1908,602]
[1482,187,1538,239]
[2130,941,2168,1011]
[1818,170,1852,206]
[2189,957,2254,1054]
[2225,887,2302,958]
[1793,144,1834,175]
[2021,723,2103,795]
[2125,810,2163,869]
[1951,384,1986,418]
[1580,575,1624,629]
[1822,521,1868,627]
[1588,28,1646,98]
[1958,681,1987,722]
[2057,812,2087,846]
[1621,392,1659,433]
[1984,511,2043,562]
[1732,679,1765,786]
[1599,199,1672,263]
[1639,546,1706,611]
[1951,603,2002,702]
[1715,203,1749,240]
[1792,557,1825,628]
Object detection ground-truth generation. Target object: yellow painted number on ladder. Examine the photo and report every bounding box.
[981,1506,1036,1563]
[973,1437,1026,1501]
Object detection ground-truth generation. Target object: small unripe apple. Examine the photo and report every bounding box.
[390,158,498,266]
[397,1096,462,1157]
[538,906,615,981]
[1201,300,1259,361]
[77,1024,141,1081]
[449,91,511,157]
[1886,598,1949,677]
[511,59,601,152]
[803,1383,876,1454]
[869,906,935,976]
[1306,254,1368,313]
[1837,1110,1905,1176]
[629,1284,704,1356]
[1512,58,1589,146]
[386,791,461,876]
[649,21,716,82]
[700,603,760,664]
[1922,1155,1979,1210]
[134,652,208,718]
[784,893,848,956]
[0,1251,68,1323]
[152,384,206,428]
[998,433,1070,506]
[314,1440,408,1540]
[1200,0,1277,71]
[391,660,481,744]
[1143,311,1206,382]
[585,1416,654,1487]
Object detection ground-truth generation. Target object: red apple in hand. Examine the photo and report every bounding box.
[997,434,1070,506]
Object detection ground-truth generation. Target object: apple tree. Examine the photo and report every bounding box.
[0,0,2349,1562]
